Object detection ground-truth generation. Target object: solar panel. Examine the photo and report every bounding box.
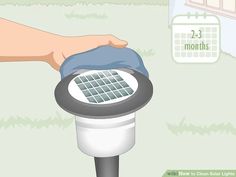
[72,70,135,104]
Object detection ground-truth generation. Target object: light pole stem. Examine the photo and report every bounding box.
[94,156,119,177]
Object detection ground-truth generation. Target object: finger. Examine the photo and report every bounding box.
[97,35,128,48]
[46,51,65,71]
[107,35,128,48]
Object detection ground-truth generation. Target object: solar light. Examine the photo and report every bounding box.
[54,47,153,177]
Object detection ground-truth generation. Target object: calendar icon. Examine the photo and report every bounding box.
[172,14,220,63]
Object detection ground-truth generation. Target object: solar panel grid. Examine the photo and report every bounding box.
[74,70,134,103]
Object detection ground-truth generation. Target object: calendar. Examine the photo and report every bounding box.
[172,14,220,63]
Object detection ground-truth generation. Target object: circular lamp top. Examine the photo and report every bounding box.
[55,68,153,119]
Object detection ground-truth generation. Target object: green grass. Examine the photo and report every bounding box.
[65,12,108,20]
[136,49,156,57]
[0,113,73,129]
[167,118,236,136]
[0,0,168,5]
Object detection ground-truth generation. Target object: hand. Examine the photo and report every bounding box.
[47,35,128,70]
[0,18,127,71]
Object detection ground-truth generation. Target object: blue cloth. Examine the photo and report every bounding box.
[60,46,149,79]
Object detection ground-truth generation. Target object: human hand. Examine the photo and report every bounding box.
[47,35,128,70]
[0,18,128,70]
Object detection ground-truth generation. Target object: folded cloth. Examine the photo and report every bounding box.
[60,46,149,79]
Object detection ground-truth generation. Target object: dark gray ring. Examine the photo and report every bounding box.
[54,68,153,119]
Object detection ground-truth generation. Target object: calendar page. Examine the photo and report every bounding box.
[172,14,220,63]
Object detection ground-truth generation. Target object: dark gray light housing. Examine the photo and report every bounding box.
[55,68,153,119]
